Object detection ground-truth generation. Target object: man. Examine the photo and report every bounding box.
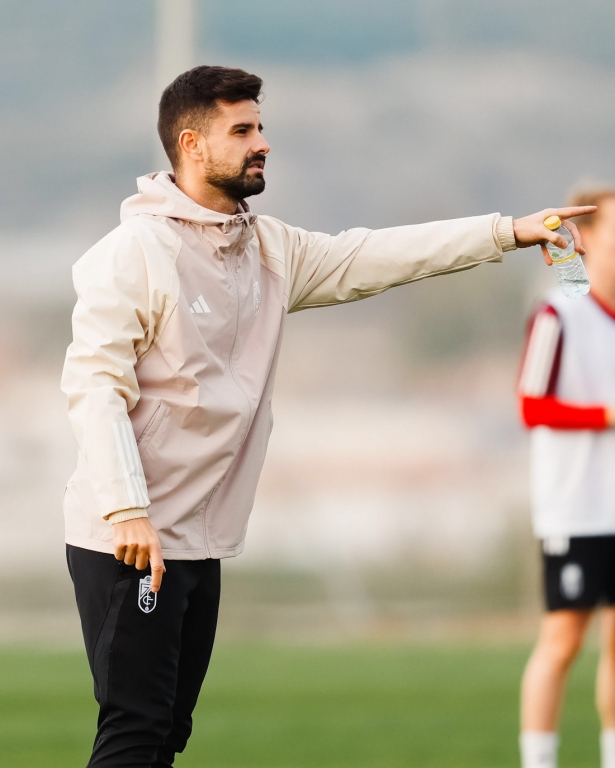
[518,185,615,768]
[61,65,594,767]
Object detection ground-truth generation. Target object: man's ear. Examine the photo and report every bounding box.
[178,129,204,163]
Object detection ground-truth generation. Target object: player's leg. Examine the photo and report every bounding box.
[153,559,221,768]
[520,536,600,768]
[522,609,592,728]
[520,609,592,767]
[67,545,196,768]
[597,536,615,768]
[597,608,615,768]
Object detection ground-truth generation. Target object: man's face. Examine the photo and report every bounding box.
[583,197,615,278]
[198,100,270,200]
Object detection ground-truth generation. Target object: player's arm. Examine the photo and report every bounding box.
[518,304,610,431]
[61,227,168,590]
[260,206,595,312]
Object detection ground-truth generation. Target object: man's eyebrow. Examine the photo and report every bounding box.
[230,122,264,131]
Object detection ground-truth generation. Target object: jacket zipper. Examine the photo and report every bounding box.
[202,233,253,554]
[227,245,253,427]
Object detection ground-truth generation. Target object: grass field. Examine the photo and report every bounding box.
[0,643,601,767]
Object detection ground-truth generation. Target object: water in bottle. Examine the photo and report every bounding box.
[544,215,590,299]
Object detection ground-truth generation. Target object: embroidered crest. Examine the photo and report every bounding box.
[138,575,157,614]
[253,278,261,316]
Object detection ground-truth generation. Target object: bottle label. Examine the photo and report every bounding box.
[551,251,579,264]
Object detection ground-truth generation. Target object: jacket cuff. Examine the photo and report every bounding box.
[496,216,516,252]
[106,508,149,525]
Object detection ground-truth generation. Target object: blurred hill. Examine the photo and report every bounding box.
[1,0,615,235]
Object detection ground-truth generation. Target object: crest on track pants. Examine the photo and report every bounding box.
[138,575,157,614]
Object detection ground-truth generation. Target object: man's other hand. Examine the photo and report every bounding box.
[513,206,597,265]
[113,517,166,592]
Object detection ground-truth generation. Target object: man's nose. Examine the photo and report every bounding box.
[254,135,271,155]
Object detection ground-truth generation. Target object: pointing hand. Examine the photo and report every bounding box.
[513,206,597,265]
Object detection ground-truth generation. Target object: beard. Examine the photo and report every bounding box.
[205,153,266,201]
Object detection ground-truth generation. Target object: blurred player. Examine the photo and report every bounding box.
[61,65,594,767]
[519,185,615,768]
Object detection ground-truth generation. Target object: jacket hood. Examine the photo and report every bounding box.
[120,172,256,230]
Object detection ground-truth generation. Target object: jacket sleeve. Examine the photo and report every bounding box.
[257,213,511,312]
[61,225,172,519]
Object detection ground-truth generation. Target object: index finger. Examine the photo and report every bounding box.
[149,549,166,593]
[550,205,597,220]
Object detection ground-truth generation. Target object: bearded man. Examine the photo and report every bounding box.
[61,65,594,767]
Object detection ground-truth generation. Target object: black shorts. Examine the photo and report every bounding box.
[542,535,615,611]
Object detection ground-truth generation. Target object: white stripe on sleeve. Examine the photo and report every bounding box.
[519,311,562,397]
[112,421,150,509]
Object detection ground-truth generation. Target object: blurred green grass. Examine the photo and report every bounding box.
[0,644,600,767]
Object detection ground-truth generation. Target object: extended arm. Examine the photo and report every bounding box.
[284,213,512,311]
[256,206,595,312]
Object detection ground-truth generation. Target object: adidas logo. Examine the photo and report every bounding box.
[189,295,211,314]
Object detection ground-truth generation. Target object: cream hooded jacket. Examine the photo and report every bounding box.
[62,172,515,559]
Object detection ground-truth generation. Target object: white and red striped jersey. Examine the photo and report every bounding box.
[518,291,615,538]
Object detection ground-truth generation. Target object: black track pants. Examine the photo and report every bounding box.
[67,545,220,768]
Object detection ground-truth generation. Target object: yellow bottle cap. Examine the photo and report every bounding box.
[544,215,562,231]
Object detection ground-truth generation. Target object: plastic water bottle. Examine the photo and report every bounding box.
[544,215,590,299]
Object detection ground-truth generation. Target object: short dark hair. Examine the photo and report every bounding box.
[158,65,263,170]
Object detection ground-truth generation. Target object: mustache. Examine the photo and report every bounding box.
[242,153,267,172]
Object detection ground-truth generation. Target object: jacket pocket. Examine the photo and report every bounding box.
[136,402,168,455]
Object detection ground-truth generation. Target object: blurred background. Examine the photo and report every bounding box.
[1,2,615,766]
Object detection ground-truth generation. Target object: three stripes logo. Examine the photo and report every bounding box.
[189,295,211,315]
